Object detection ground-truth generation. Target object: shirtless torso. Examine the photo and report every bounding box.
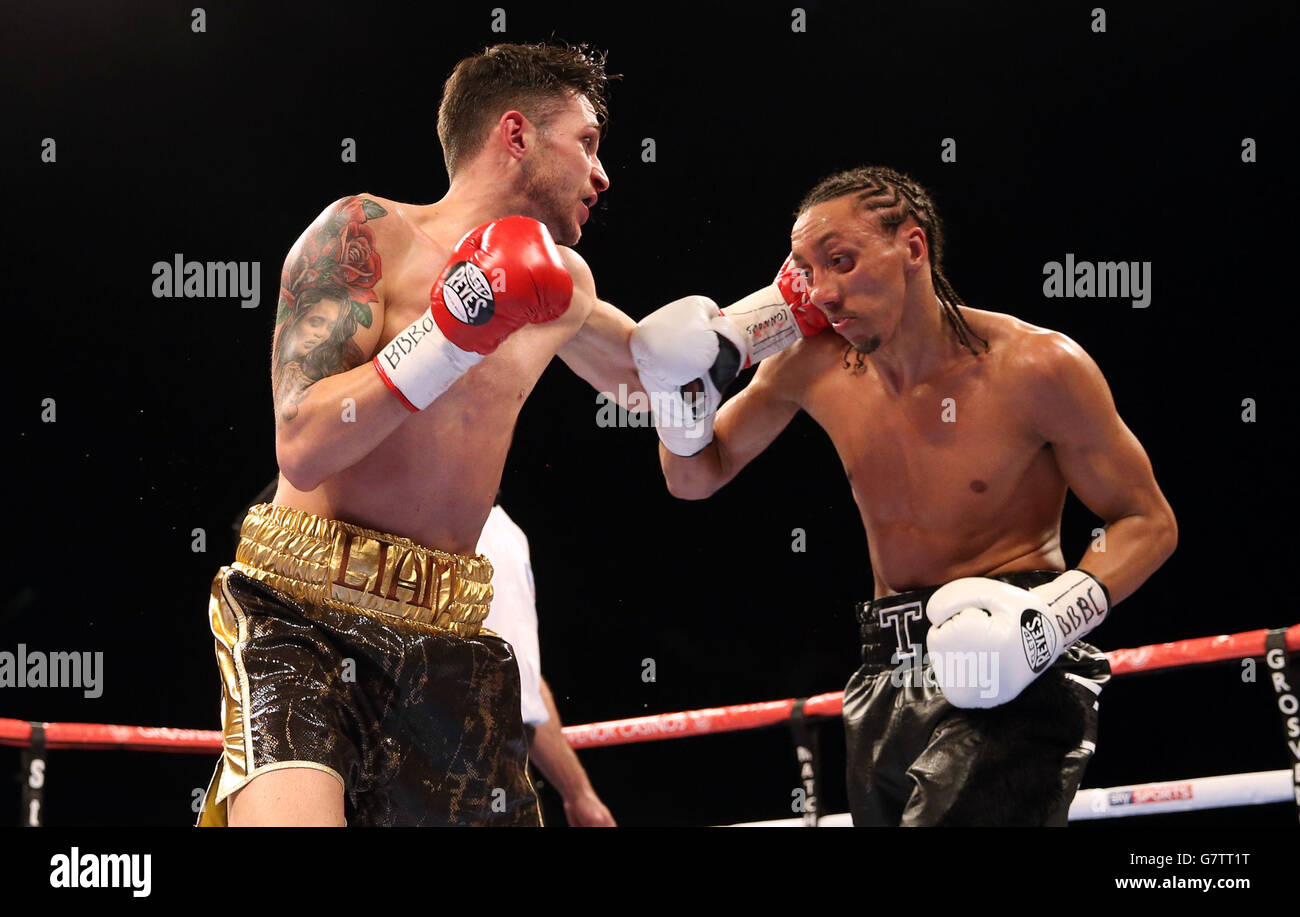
[642,171,1176,825]
[665,304,1174,604]
[792,310,1066,592]
[270,192,635,554]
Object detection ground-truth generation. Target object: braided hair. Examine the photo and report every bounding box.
[798,166,988,361]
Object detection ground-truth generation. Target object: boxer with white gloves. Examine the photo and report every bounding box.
[647,166,1177,825]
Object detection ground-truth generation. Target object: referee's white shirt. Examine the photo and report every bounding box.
[477,505,548,727]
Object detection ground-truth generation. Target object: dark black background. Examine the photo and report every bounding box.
[1,0,1295,828]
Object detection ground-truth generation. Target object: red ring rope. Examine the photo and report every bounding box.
[2,623,1295,752]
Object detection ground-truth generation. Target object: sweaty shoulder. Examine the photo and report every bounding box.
[297,193,401,245]
[965,308,1111,427]
[972,310,1095,384]
[283,193,404,301]
[554,245,597,325]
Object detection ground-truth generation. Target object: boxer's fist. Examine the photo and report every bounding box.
[925,578,1055,708]
[374,217,573,411]
[432,217,573,355]
[775,254,829,338]
[630,295,743,456]
[925,571,1110,708]
[632,295,742,389]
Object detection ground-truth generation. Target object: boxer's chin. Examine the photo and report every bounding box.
[522,172,580,245]
[545,212,580,247]
[847,333,882,355]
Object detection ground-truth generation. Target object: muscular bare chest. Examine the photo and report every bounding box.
[374,225,562,428]
[318,217,569,550]
[801,350,1063,544]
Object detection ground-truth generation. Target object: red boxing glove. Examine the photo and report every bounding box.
[433,216,574,355]
[374,216,573,412]
[710,254,830,367]
[774,253,829,337]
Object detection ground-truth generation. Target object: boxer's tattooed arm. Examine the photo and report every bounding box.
[272,196,386,421]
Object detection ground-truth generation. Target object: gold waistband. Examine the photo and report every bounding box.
[232,503,493,637]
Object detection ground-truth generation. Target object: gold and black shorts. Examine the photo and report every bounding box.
[196,503,539,826]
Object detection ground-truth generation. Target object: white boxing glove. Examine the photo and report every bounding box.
[630,295,745,456]
[925,570,1110,708]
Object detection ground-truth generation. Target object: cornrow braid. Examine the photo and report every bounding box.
[798,166,988,356]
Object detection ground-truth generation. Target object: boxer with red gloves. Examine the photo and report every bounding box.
[199,44,653,828]
[639,165,1176,825]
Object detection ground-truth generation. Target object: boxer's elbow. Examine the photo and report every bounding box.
[1145,486,1179,561]
[1130,502,1178,569]
[1157,506,1178,561]
[276,436,324,493]
[278,462,323,494]
[664,471,719,501]
[661,448,725,500]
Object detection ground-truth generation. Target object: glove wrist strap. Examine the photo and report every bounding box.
[373,311,483,412]
[720,284,806,366]
[1032,569,1111,645]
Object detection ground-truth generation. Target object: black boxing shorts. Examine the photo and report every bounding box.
[842,570,1111,826]
[196,503,540,827]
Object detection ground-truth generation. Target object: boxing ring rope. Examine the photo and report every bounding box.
[4,623,1297,824]
[563,624,1300,748]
